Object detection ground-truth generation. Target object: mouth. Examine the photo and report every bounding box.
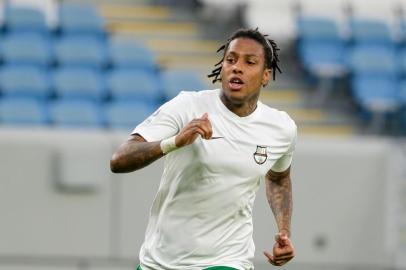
[228,77,244,90]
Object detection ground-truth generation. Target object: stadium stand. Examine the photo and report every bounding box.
[54,35,108,68]
[49,99,104,128]
[296,16,347,105]
[7,0,58,28]
[1,32,53,67]
[107,68,162,103]
[104,99,157,130]
[292,0,406,133]
[349,19,394,46]
[0,65,51,99]
[4,5,48,34]
[0,0,405,135]
[161,69,208,99]
[108,37,157,70]
[0,97,48,125]
[58,3,106,37]
[243,0,298,45]
[52,66,107,102]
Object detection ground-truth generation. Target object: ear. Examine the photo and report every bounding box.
[262,68,271,87]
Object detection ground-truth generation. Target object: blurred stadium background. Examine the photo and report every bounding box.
[1,0,406,269]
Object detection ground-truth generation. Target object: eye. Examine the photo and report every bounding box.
[225,57,235,64]
[247,60,256,65]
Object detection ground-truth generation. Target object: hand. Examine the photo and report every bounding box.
[175,113,212,147]
[263,233,295,266]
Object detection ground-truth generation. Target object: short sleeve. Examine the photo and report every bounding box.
[271,122,297,172]
[131,92,190,142]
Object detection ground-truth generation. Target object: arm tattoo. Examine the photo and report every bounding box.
[265,168,292,237]
[110,135,164,173]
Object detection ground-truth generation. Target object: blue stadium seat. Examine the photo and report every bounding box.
[161,70,207,100]
[402,110,406,134]
[297,17,341,42]
[0,65,51,100]
[348,45,397,76]
[108,38,157,70]
[351,75,401,133]
[0,97,48,126]
[399,21,406,43]
[299,39,347,78]
[58,4,105,37]
[54,35,107,68]
[349,19,393,46]
[4,6,48,34]
[104,100,157,130]
[1,33,53,67]
[53,67,106,101]
[397,79,406,104]
[49,100,104,128]
[108,68,162,103]
[395,47,406,77]
[351,75,400,113]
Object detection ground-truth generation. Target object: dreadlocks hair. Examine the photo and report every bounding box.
[207,28,282,84]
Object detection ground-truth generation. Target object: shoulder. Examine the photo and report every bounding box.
[170,89,219,108]
[178,89,219,99]
[158,89,218,114]
[260,103,297,139]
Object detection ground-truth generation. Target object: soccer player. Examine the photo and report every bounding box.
[110,28,297,270]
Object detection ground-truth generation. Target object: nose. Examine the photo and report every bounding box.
[232,60,243,74]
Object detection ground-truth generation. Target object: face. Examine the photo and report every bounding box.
[220,37,271,105]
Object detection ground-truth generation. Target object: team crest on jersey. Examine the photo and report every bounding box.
[253,145,268,164]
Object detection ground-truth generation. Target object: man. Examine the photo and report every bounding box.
[110,28,297,270]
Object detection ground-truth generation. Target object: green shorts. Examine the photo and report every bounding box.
[137,265,238,270]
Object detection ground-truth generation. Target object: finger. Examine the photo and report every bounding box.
[273,260,289,266]
[263,251,273,260]
[273,252,295,261]
[275,233,288,243]
[201,112,208,120]
[192,126,207,138]
[200,122,213,140]
[273,247,295,258]
[191,119,212,139]
[274,256,294,265]
[276,234,292,248]
[273,257,293,265]
[263,251,278,266]
[268,258,283,266]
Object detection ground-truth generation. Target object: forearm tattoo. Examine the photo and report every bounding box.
[111,137,164,173]
[265,169,292,236]
[123,141,163,171]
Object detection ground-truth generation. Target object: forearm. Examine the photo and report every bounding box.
[110,136,164,173]
[266,168,293,237]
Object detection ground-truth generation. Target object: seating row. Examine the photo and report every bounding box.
[244,0,406,44]
[296,16,406,132]
[0,98,156,130]
[0,3,105,36]
[0,65,208,104]
[0,33,157,70]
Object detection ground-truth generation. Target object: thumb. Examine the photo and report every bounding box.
[275,233,288,245]
[201,113,208,119]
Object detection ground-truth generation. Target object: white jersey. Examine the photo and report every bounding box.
[132,89,297,270]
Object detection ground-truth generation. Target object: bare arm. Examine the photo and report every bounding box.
[110,113,213,174]
[263,167,295,266]
[110,134,164,173]
[265,167,292,237]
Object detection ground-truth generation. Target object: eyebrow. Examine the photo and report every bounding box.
[226,51,260,58]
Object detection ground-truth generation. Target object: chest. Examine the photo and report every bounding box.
[189,115,288,179]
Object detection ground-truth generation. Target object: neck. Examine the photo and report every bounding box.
[220,91,259,117]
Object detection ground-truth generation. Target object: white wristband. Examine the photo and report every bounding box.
[160,135,178,154]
